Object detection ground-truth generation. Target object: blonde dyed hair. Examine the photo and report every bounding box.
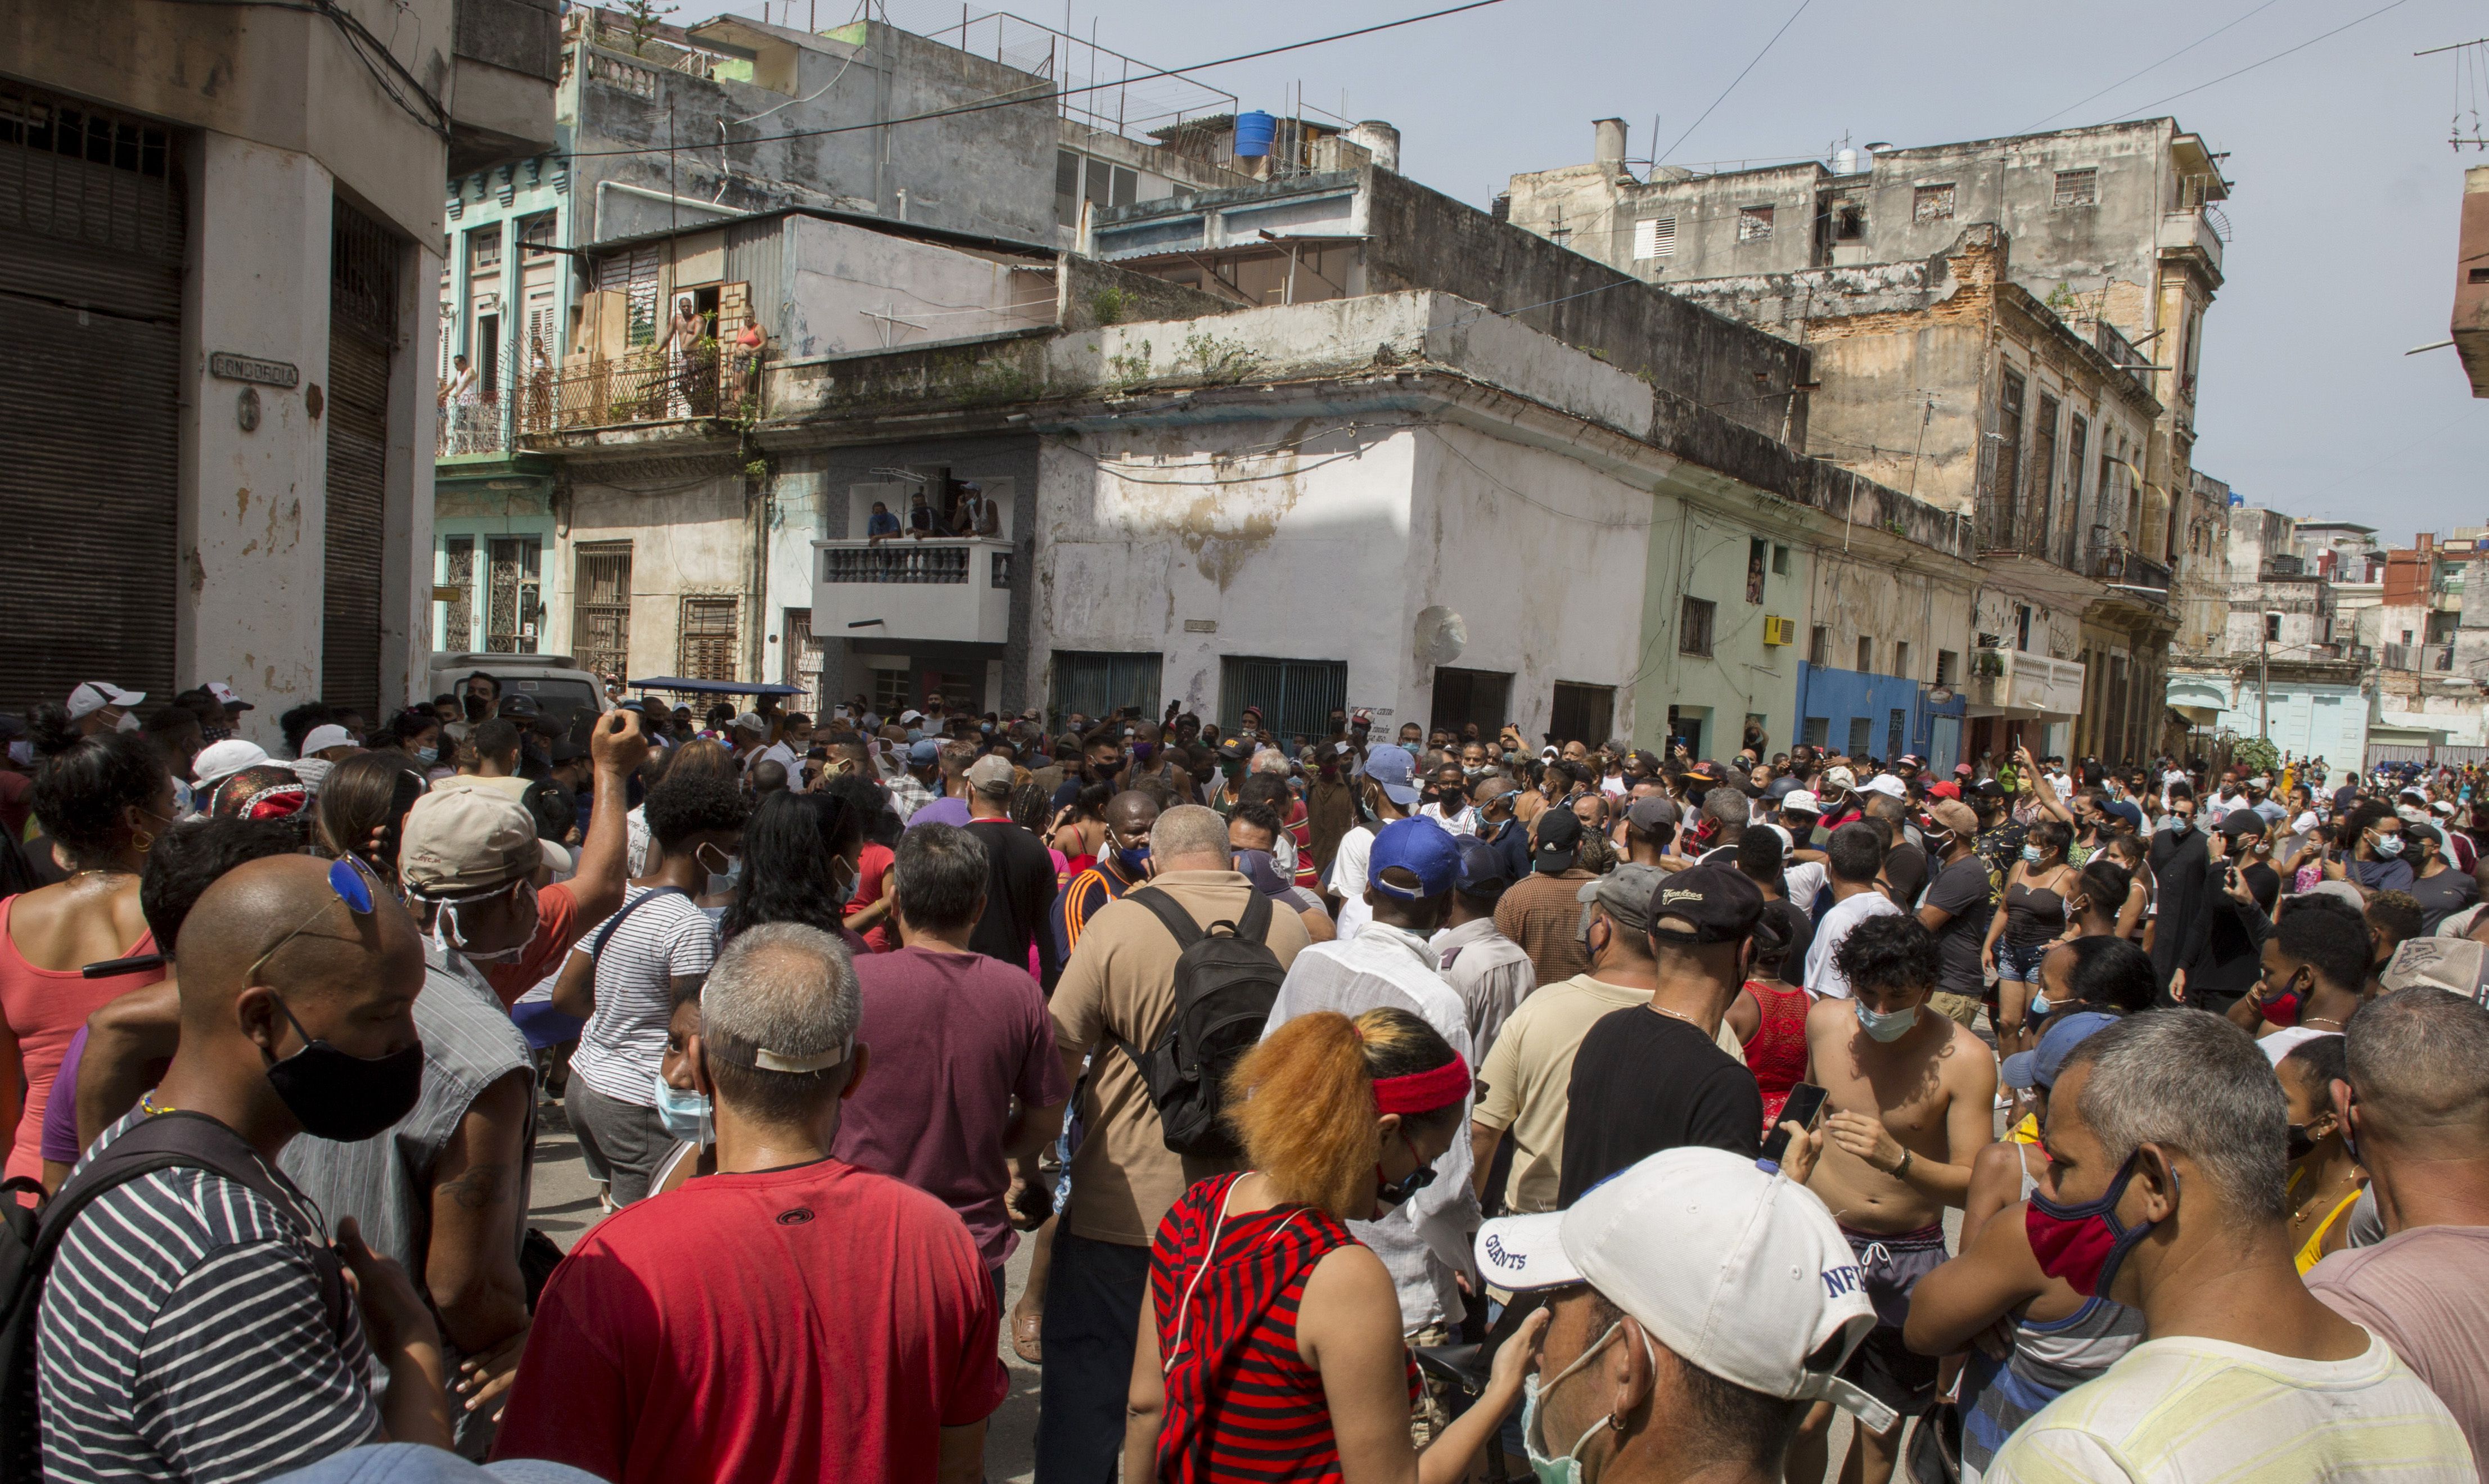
[1225,1007,1461,1216]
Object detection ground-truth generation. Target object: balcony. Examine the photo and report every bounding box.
[1965,647,2086,718]
[449,0,561,176]
[2087,540,2172,601]
[2157,205,2226,278]
[518,348,759,437]
[811,538,1014,646]
[438,391,509,458]
[1976,491,2076,569]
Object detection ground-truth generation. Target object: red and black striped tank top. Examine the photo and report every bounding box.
[1147,1173,1417,1483]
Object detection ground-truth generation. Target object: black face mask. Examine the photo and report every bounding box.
[1373,1131,1437,1207]
[264,995,425,1142]
[462,693,490,721]
[2285,1122,2318,1162]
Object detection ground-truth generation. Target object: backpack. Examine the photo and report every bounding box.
[1121,887,1286,1158]
[0,1112,350,1483]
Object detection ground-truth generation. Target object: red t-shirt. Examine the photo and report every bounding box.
[482,880,583,1007]
[493,1158,1006,1484]
[831,947,1070,1270]
[845,842,898,953]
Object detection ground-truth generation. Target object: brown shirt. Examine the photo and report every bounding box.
[2308,1225,2489,1480]
[1048,869,1314,1245]
[1495,868,1597,987]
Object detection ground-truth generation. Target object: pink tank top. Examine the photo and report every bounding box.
[0,894,161,1184]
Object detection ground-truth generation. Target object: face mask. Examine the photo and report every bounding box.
[439,887,539,963]
[1373,1130,1437,1208]
[2026,1151,2164,1298]
[700,843,743,896]
[415,746,439,766]
[2371,833,2405,858]
[829,857,858,908]
[1855,999,1919,1043]
[114,711,142,733]
[263,994,425,1143]
[2021,844,2043,863]
[6,741,29,767]
[652,1070,713,1145]
[463,694,490,721]
[2031,991,2053,1017]
[1114,841,1152,876]
[1522,1320,1651,1484]
[1131,741,1155,763]
[2285,1122,2318,1163]
[2169,817,2193,835]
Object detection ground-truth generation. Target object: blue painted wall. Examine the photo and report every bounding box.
[1796,663,1966,768]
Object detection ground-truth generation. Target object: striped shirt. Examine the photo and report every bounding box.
[1050,858,1142,962]
[1987,1333,2472,1484]
[570,886,718,1108]
[1150,1174,1414,1483]
[38,1112,378,1484]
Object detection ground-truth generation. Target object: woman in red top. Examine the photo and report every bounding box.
[1726,836,1812,1130]
[1124,1007,1546,1484]
[0,712,174,1192]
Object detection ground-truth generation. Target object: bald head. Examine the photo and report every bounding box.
[1104,790,1162,835]
[175,856,423,1025]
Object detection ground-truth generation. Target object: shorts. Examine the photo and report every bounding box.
[1928,990,1984,1030]
[1837,1223,1947,1417]
[1995,940,2051,985]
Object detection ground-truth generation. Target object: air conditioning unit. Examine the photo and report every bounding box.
[1762,616,1797,646]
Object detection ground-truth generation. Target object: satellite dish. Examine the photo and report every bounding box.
[1415,606,1467,666]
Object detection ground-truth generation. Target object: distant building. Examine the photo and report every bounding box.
[2164,499,2366,768]
[2455,164,2489,397]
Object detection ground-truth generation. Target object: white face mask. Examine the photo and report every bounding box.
[1522,1320,1657,1484]
[6,741,29,768]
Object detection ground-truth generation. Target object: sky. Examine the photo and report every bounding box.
[673,0,2489,543]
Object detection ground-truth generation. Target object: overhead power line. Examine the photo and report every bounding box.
[2020,0,2286,133]
[2102,0,2418,123]
[567,0,1505,159]
[1657,0,1814,166]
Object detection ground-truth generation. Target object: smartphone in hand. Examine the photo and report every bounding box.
[1760,1082,1829,1169]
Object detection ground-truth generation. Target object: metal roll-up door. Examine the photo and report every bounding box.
[323,198,399,720]
[0,83,184,719]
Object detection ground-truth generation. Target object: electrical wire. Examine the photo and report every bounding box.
[1656,0,1814,166]
[2102,0,2417,123]
[2021,0,2286,133]
[147,0,452,140]
[566,0,1506,159]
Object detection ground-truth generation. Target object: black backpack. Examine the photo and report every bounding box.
[0,1112,349,1483]
[1121,887,1287,1158]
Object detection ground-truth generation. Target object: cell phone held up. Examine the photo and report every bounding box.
[1759,1082,1829,1171]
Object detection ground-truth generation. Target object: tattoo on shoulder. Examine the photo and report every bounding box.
[439,1161,513,1212]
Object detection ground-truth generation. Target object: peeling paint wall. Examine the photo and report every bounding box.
[552,470,750,680]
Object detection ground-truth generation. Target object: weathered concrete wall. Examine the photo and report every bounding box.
[1505,159,1830,283]
[781,216,1055,358]
[552,465,750,676]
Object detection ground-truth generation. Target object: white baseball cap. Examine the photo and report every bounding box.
[66,682,143,720]
[898,709,925,725]
[192,739,270,789]
[1857,774,1908,799]
[204,681,253,711]
[299,724,355,756]
[1779,789,1822,817]
[1473,1147,1895,1433]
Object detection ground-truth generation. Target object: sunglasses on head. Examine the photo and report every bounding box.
[245,856,382,983]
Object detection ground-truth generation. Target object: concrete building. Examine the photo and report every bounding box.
[427,5,1256,663]
[512,159,1990,761]
[2165,499,2366,768]
[2,0,557,727]
[1650,221,2170,765]
[1504,116,2234,757]
[2456,164,2489,398]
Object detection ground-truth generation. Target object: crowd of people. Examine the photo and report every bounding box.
[3,674,2488,1483]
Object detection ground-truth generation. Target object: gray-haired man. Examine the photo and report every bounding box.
[494,924,1007,1483]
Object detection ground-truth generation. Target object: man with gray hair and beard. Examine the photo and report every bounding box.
[493,923,1007,1483]
[1986,1009,2469,1484]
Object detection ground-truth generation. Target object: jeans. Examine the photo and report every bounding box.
[1995,939,2051,984]
[1033,1230,1152,1484]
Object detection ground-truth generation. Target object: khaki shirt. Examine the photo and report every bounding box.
[1472,972,1648,1215]
[1049,869,1314,1245]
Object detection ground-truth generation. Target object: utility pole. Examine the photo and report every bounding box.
[2259,611,2275,744]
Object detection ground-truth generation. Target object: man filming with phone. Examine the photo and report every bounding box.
[1789,914,1996,1484]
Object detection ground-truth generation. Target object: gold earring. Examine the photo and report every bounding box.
[132,829,155,854]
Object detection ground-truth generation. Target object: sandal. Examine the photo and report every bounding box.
[1011,1309,1043,1365]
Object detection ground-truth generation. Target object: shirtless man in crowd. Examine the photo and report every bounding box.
[1791,913,1996,1484]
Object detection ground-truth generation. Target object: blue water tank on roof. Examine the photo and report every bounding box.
[1234,111,1278,158]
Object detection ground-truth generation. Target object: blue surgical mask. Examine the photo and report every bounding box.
[415,746,439,766]
[1522,1320,1653,1483]
[1855,999,1919,1043]
[699,842,743,897]
[651,1071,711,1145]
[1115,841,1152,876]
[2021,844,2043,863]
[2371,832,2405,858]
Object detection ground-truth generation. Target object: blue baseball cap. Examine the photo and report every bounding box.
[1453,833,1513,895]
[2001,1010,2118,1092]
[1369,817,1459,899]
[1359,745,1422,806]
[907,738,941,766]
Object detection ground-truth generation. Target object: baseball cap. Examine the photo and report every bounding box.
[1779,789,1821,817]
[1626,795,1679,836]
[1896,754,1924,771]
[1926,799,1978,837]
[549,738,588,764]
[1858,774,1907,800]
[1451,835,1513,896]
[2384,936,2489,998]
[193,738,270,788]
[2001,1010,2119,1091]
[2294,879,2368,915]
[1358,745,1422,807]
[1953,763,1975,778]
[966,754,1016,798]
[400,788,549,896]
[1534,806,1583,872]
[898,709,925,725]
[1577,862,1667,936]
[65,682,143,720]
[497,693,542,721]
[207,765,308,822]
[299,724,354,756]
[1820,765,1857,793]
[1647,864,1767,945]
[732,711,769,736]
[1369,818,1459,899]
[1473,1147,1892,1433]
[203,681,253,712]
[1926,781,1962,801]
[906,738,941,766]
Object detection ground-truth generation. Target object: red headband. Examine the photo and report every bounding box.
[1372,1054,1472,1115]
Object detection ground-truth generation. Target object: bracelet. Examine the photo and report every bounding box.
[1888,1147,1914,1179]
